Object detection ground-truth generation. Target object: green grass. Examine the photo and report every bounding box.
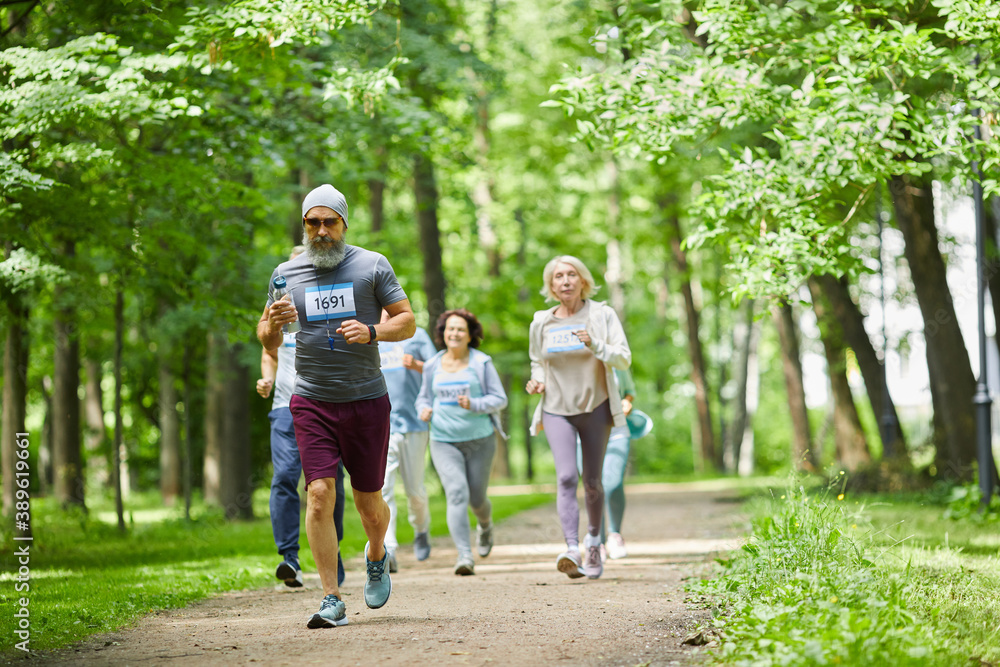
[694,475,1000,666]
[0,486,553,656]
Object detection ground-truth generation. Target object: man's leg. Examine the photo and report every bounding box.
[353,488,390,561]
[354,488,392,608]
[335,461,346,585]
[269,408,303,586]
[305,477,342,597]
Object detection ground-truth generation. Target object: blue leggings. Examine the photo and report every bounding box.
[602,426,631,535]
[542,400,613,548]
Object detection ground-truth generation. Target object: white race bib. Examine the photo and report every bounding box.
[545,324,585,353]
[304,283,356,321]
[436,381,470,406]
[380,343,405,372]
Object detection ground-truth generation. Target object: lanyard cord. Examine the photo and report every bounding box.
[313,264,341,351]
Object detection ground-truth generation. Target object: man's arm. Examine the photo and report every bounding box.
[338,298,415,344]
[256,348,278,398]
[257,300,296,351]
[378,298,416,342]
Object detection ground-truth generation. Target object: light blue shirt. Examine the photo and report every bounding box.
[380,328,438,434]
[429,368,494,443]
[272,332,297,410]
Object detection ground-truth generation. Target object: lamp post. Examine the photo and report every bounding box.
[877,183,899,459]
[971,71,998,508]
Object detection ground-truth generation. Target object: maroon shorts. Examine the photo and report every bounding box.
[289,393,391,492]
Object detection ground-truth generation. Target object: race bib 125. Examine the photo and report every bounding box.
[545,324,585,353]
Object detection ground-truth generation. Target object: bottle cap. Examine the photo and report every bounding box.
[273,275,287,289]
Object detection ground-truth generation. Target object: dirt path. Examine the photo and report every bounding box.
[26,483,747,667]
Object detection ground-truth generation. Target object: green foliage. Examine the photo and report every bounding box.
[695,478,1000,665]
[941,482,1000,521]
[549,0,1000,299]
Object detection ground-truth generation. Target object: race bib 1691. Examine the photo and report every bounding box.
[305,283,356,321]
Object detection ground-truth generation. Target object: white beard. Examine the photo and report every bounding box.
[306,236,347,270]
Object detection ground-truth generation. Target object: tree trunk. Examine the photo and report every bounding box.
[809,279,871,471]
[111,290,126,531]
[53,242,85,509]
[414,152,447,330]
[203,331,224,504]
[159,357,181,504]
[667,214,715,470]
[182,344,193,521]
[368,145,386,234]
[288,168,308,245]
[738,313,761,477]
[83,358,109,487]
[471,90,501,277]
[814,274,907,458]
[39,376,53,493]
[724,298,754,473]
[772,300,817,472]
[2,288,29,517]
[983,196,1000,364]
[219,341,254,520]
[605,160,626,319]
[890,173,977,479]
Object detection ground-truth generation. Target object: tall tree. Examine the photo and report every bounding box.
[809,279,871,471]
[666,210,716,470]
[772,300,816,472]
[814,274,908,458]
[52,240,85,508]
[890,173,977,476]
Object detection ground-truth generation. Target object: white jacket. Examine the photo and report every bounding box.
[528,300,631,435]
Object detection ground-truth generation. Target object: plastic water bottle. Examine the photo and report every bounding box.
[272,276,301,334]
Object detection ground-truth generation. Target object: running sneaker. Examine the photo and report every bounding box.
[306,593,348,629]
[414,532,432,561]
[454,555,475,576]
[476,523,493,558]
[275,556,303,588]
[606,532,628,560]
[556,548,585,579]
[363,541,392,609]
[583,533,603,579]
[388,549,399,574]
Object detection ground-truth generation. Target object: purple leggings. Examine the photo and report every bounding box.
[542,400,613,548]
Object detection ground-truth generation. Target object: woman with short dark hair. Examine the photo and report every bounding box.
[416,309,507,575]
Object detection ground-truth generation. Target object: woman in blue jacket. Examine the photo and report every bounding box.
[417,309,508,575]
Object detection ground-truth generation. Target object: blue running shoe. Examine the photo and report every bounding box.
[276,556,303,588]
[363,541,392,609]
[306,594,348,629]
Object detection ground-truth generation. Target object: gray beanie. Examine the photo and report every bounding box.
[302,184,349,228]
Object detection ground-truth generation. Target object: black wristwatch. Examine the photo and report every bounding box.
[367,324,377,345]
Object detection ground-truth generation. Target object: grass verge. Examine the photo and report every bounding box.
[693,476,1000,666]
[0,487,553,656]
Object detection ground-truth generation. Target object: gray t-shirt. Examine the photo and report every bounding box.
[265,246,407,403]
